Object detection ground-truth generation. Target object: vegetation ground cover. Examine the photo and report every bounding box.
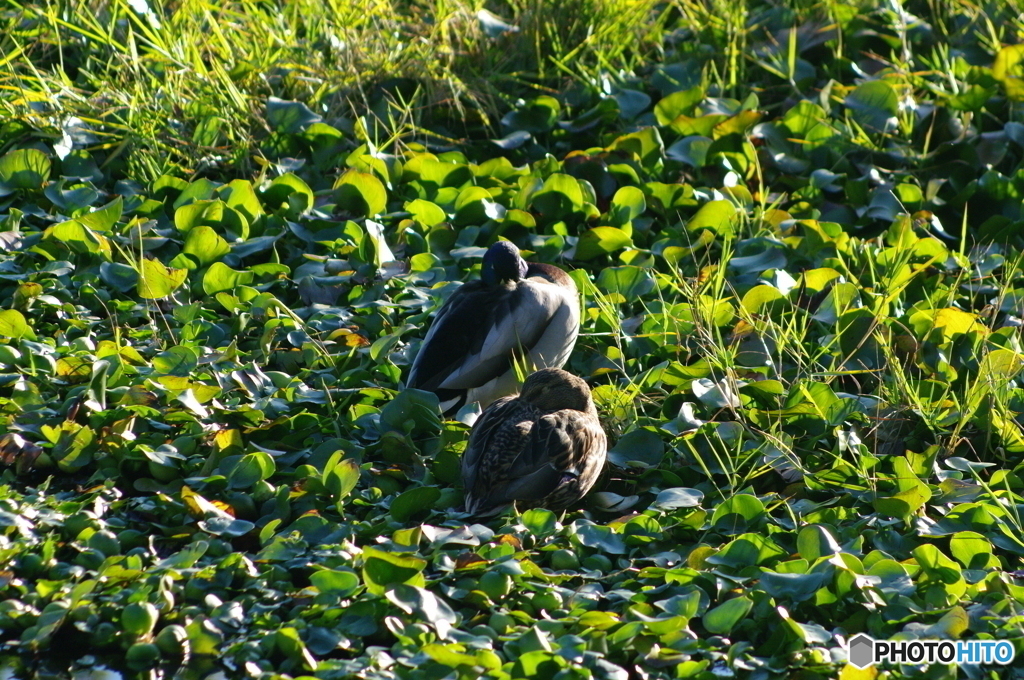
[1,0,1024,678]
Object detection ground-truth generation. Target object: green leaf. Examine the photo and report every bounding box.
[949,531,994,570]
[137,259,188,299]
[174,199,249,240]
[323,455,361,506]
[310,568,360,596]
[501,95,560,133]
[521,508,558,536]
[652,488,703,510]
[183,226,231,266]
[759,569,830,602]
[0,310,34,339]
[228,451,276,489]
[575,227,632,260]
[386,584,459,637]
[608,428,665,468]
[994,44,1024,101]
[687,199,736,235]
[654,86,705,125]
[405,198,447,227]
[531,173,584,219]
[711,494,766,533]
[845,80,899,132]
[152,346,198,376]
[796,525,842,561]
[334,170,387,217]
[0,148,51,190]
[266,97,322,133]
[261,173,314,215]
[390,486,441,522]
[203,262,255,295]
[702,596,751,634]
[78,197,123,232]
[48,220,110,254]
[597,266,655,300]
[362,547,427,595]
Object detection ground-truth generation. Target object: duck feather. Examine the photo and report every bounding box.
[409,256,579,415]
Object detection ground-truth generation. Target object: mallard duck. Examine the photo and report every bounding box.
[461,368,606,518]
[408,241,579,416]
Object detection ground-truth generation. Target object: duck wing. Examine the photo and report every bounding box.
[499,410,607,508]
[461,395,522,492]
[409,279,574,398]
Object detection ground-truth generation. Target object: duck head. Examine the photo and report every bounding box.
[482,241,529,285]
[519,368,593,412]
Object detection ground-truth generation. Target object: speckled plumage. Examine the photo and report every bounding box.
[462,368,607,518]
[408,242,579,417]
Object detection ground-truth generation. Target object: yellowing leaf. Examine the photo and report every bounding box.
[137,259,188,299]
[994,44,1024,101]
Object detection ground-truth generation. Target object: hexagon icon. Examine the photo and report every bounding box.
[848,633,875,669]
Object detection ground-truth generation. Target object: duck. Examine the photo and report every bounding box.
[461,368,607,518]
[408,241,580,417]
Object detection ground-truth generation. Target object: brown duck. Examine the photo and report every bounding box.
[462,368,607,518]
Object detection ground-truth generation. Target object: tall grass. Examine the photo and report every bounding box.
[0,0,664,180]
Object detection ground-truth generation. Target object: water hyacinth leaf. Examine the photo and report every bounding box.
[994,44,1024,101]
[362,547,427,595]
[607,428,665,467]
[405,198,447,227]
[266,97,322,134]
[531,173,584,219]
[691,377,741,408]
[521,508,558,536]
[183,226,231,266]
[174,199,248,240]
[362,219,395,266]
[198,516,255,537]
[49,220,110,255]
[390,486,441,522]
[652,487,703,510]
[0,148,51,190]
[262,173,314,214]
[386,584,459,638]
[654,86,705,125]
[379,389,441,436]
[711,494,765,532]
[228,451,276,489]
[845,80,899,132]
[203,262,255,295]
[796,525,842,561]
[610,185,646,225]
[614,89,651,120]
[760,569,831,602]
[0,310,34,339]
[949,531,995,569]
[335,170,387,217]
[99,262,139,292]
[275,626,317,670]
[78,196,122,232]
[702,596,751,634]
[687,199,736,235]
[310,569,360,596]
[324,456,361,505]
[491,130,531,149]
[573,522,627,554]
[597,266,655,299]
[502,95,560,133]
[137,259,188,299]
[575,227,632,260]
